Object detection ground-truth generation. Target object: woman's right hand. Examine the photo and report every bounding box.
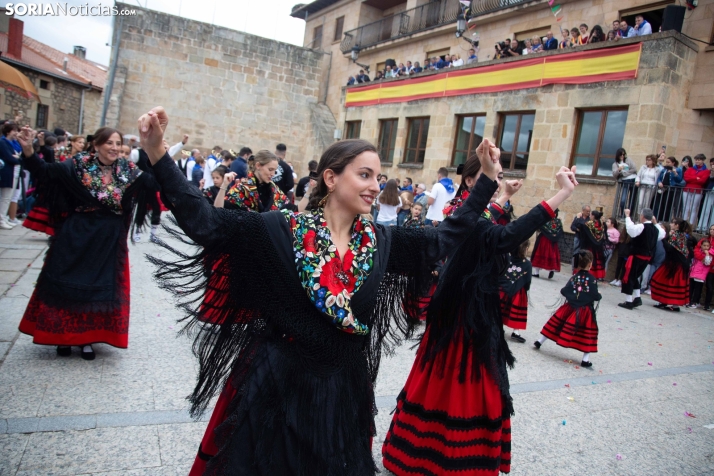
[138,107,169,164]
[475,138,500,180]
[555,166,577,194]
[17,126,36,157]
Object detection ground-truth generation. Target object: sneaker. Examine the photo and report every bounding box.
[618,302,636,310]
[548,271,555,279]
[633,297,643,307]
[132,233,141,242]
[510,332,526,343]
[0,221,12,230]
[686,303,698,309]
[581,361,593,368]
[149,234,160,244]
[644,289,651,295]
[6,217,20,225]
[533,341,541,349]
[610,280,621,286]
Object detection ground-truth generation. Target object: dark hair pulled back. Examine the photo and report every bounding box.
[307,139,377,209]
[455,153,482,196]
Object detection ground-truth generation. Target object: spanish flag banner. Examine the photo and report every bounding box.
[345,43,642,108]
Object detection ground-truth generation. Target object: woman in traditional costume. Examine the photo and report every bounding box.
[16,126,154,360]
[382,151,577,475]
[650,218,690,312]
[535,250,601,368]
[215,150,287,212]
[500,240,532,343]
[531,209,563,279]
[137,106,505,476]
[573,210,607,280]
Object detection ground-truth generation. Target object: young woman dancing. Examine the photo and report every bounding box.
[382,152,577,475]
[137,106,506,476]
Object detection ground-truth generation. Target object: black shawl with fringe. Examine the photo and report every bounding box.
[422,201,553,416]
[146,154,497,475]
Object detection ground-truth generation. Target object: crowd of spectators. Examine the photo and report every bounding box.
[347,15,656,85]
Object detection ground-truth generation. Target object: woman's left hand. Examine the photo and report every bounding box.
[17,126,36,157]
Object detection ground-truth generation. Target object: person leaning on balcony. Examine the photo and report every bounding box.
[374,70,384,81]
[654,156,683,222]
[699,157,714,230]
[544,31,558,50]
[617,20,636,39]
[531,36,544,53]
[607,30,618,41]
[452,54,464,67]
[385,65,396,78]
[467,48,478,63]
[502,38,520,57]
[635,154,659,216]
[346,75,356,86]
[634,15,652,36]
[559,29,572,49]
[682,154,710,224]
[570,27,583,46]
[613,20,623,37]
[590,25,606,43]
[356,70,370,83]
[522,38,532,55]
[579,24,590,44]
[412,61,423,73]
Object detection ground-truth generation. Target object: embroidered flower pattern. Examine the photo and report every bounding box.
[668,230,688,257]
[571,274,591,299]
[224,172,286,212]
[505,260,528,284]
[282,208,376,335]
[72,153,141,213]
[541,217,563,238]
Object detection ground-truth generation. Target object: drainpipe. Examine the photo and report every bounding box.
[321,51,332,105]
[78,83,93,134]
[100,14,124,127]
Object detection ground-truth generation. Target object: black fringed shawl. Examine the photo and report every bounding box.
[421,200,553,416]
[146,154,497,475]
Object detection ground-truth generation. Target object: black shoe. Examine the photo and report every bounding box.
[654,303,667,309]
[618,302,635,310]
[533,274,540,278]
[511,332,526,343]
[56,346,71,357]
[81,345,95,361]
[668,306,680,312]
[533,341,541,349]
[581,360,593,368]
[704,306,711,311]
[548,271,555,279]
[633,297,643,307]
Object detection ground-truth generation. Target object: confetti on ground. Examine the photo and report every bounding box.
[607,380,612,383]
[685,412,696,418]
[648,362,652,366]
[592,381,596,384]
[673,383,677,386]
[618,328,623,330]
[616,454,622,460]
[157,314,160,317]
[564,384,570,388]
[169,326,174,330]
[688,427,692,433]
[575,366,580,369]
[562,420,566,425]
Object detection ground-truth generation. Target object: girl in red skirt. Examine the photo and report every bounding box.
[650,218,690,312]
[573,210,607,280]
[383,148,578,476]
[531,210,562,279]
[500,240,532,343]
[534,250,602,368]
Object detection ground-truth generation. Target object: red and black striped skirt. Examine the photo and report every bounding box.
[22,206,55,236]
[540,303,598,353]
[588,250,606,279]
[650,263,689,306]
[500,289,528,330]
[531,237,560,272]
[382,329,511,475]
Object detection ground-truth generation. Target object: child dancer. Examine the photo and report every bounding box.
[531,209,563,278]
[603,217,620,279]
[650,218,690,312]
[203,165,229,205]
[687,240,713,309]
[500,240,532,343]
[535,250,602,367]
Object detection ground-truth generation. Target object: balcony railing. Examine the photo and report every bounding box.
[613,181,714,234]
[340,0,540,54]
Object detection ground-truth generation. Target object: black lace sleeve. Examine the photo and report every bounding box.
[152,152,252,249]
[484,204,553,255]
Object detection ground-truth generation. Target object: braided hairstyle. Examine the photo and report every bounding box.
[307,139,377,210]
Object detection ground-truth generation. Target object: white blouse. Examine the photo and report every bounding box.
[636,165,658,186]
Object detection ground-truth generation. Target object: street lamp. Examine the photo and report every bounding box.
[350,45,370,73]
[456,13,467,38]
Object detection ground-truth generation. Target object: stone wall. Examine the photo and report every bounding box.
[342,33,708,229]
[108,3,332,170]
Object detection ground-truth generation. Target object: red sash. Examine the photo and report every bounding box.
[622,255,652,284]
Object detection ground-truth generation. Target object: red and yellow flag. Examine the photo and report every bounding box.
[345,43,641,108]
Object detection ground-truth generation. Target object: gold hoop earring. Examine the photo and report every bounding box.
[318,189,332,208]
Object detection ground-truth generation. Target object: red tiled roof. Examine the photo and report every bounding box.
[0,33,107,89]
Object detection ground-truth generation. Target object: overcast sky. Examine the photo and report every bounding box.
[16,0,307,65]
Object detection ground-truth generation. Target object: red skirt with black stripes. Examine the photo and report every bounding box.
[649,263,689,306]
[382,328,511,475]
[530,237,560,272]
[540,303,598,353]
[500,289,528,330]
[23,206,56,236]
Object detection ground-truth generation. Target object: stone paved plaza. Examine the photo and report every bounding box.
[1,221,713,475]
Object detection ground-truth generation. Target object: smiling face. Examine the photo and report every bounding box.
[96,133,122,165]
[254,159,278,183]
[324,151,381,216]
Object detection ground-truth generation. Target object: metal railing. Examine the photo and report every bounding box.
[613,181,714,233]
[340,0,540,54]
[340,0,460,53]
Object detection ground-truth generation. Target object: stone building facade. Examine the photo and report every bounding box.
[106,3,336,167]
[292,0,714,232]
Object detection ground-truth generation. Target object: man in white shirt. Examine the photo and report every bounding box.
[618,208,665,310]
[425,167,457,226]
[634,15,652,36]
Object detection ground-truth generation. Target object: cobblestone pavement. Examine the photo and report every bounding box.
[1,221,713,475]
